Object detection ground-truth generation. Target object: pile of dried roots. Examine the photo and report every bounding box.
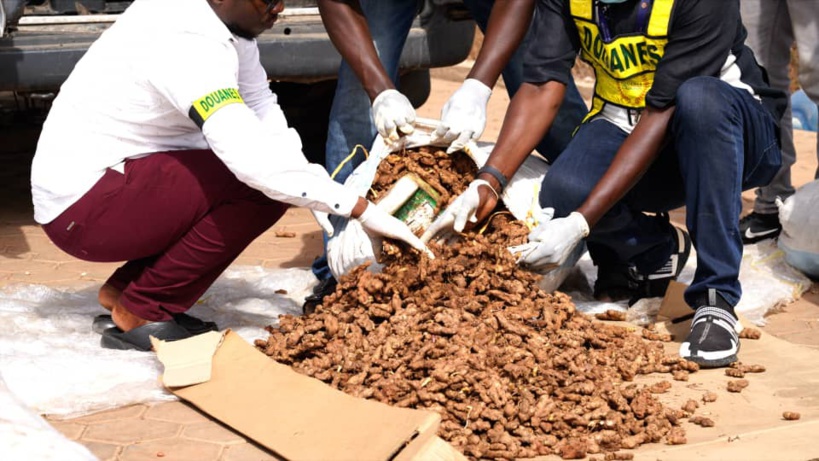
[256,147,704,459]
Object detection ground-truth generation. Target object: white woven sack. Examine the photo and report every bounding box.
[326,118,584,293]
[778,179,819,277]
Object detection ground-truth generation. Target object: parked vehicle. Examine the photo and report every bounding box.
[0,0,475,161]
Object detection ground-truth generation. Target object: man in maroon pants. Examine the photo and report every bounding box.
[30,0,430,351]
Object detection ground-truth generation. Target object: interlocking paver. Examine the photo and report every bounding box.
[83,418,181,444]
[70,404,146,424]
[182,421,247,444]
[48,420,86,440]
[222,442,283,461]
[144,401,212,425]
[83,441,121,461]
[119,437,222,461]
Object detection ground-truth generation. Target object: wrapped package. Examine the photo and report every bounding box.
[778,179,819,278]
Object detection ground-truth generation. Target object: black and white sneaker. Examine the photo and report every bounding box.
[594,226,692,304]
[739,212,781,244]
[626,226,692,306]
[679,293,740,368]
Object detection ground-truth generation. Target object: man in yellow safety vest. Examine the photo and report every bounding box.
[424,0,787,368]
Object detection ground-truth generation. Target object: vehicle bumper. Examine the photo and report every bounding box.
[0,11,474,91]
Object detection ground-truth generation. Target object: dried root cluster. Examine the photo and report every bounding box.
[367,145,478,209]
[256,147,714,459]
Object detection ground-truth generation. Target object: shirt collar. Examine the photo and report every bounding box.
[179,0,237,44]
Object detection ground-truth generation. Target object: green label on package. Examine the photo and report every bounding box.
[394,183,440,235]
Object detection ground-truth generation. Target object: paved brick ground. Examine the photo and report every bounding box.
[1,71,817,460]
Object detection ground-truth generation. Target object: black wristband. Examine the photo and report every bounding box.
[477,165,508,193]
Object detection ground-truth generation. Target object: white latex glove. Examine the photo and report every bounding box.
[421,179,495,243]
[372,89,416,142]
[327,218,383,281]
[509,211,589,271]
[357,203,434,259]
[432,78,492,153]
[310,209,334,237]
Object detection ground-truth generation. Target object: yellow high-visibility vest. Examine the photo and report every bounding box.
[569,0,674,123]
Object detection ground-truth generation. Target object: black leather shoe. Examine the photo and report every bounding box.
[302,277,337,315]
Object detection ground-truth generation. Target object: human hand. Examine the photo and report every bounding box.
[509,211,589,270]
[356,203,434,259]
[372,89,416,142]
[421,179,498,243]
[326,218,383,281]
[432,78,492,153]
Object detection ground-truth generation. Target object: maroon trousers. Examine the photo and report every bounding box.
[43,149,288,321]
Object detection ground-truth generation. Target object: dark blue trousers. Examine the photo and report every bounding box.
[539,77,781,307]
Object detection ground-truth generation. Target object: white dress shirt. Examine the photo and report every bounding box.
[31,0,359,224]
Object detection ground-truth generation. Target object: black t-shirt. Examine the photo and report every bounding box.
[523,0,786,122]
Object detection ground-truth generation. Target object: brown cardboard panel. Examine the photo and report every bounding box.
[158,330,442,461]
[152,330,225,387]
[633,320,819,460]
[402,436,468,461]
[657,280,693,323]
[527,318,819,460]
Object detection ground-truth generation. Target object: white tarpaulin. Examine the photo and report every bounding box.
[0,266,315,418]
[0,241,811,457]
[569,239,812,326]
[0,374,95,461]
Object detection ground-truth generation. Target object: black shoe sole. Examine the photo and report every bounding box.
[683,353,738,369]
[93,314,217,335]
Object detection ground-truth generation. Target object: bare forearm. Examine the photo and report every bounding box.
[350,196,368,218]
[317,0,394,100]
[577,106,674,226]
[467,0,535,87]
[479,81,566,191]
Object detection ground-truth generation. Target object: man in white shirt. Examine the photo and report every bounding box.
[31,0,429,351]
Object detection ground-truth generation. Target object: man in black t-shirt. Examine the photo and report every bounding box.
[423,0,787,368]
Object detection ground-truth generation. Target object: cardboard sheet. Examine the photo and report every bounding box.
[628,321,819,460]
[155,330,447,461]
[152,331,225,388]
[525,284,819,460]
[151,287,819,461]
[627,284,819,460]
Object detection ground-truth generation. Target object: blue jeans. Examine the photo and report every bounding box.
[312,0,589,281]
[539,77,781,308]
[741,0,819,212]
[311,0,417,282]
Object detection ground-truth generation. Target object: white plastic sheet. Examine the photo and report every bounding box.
[0,266,316,419]
[568,239,811,326]
[0,374,96,461]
